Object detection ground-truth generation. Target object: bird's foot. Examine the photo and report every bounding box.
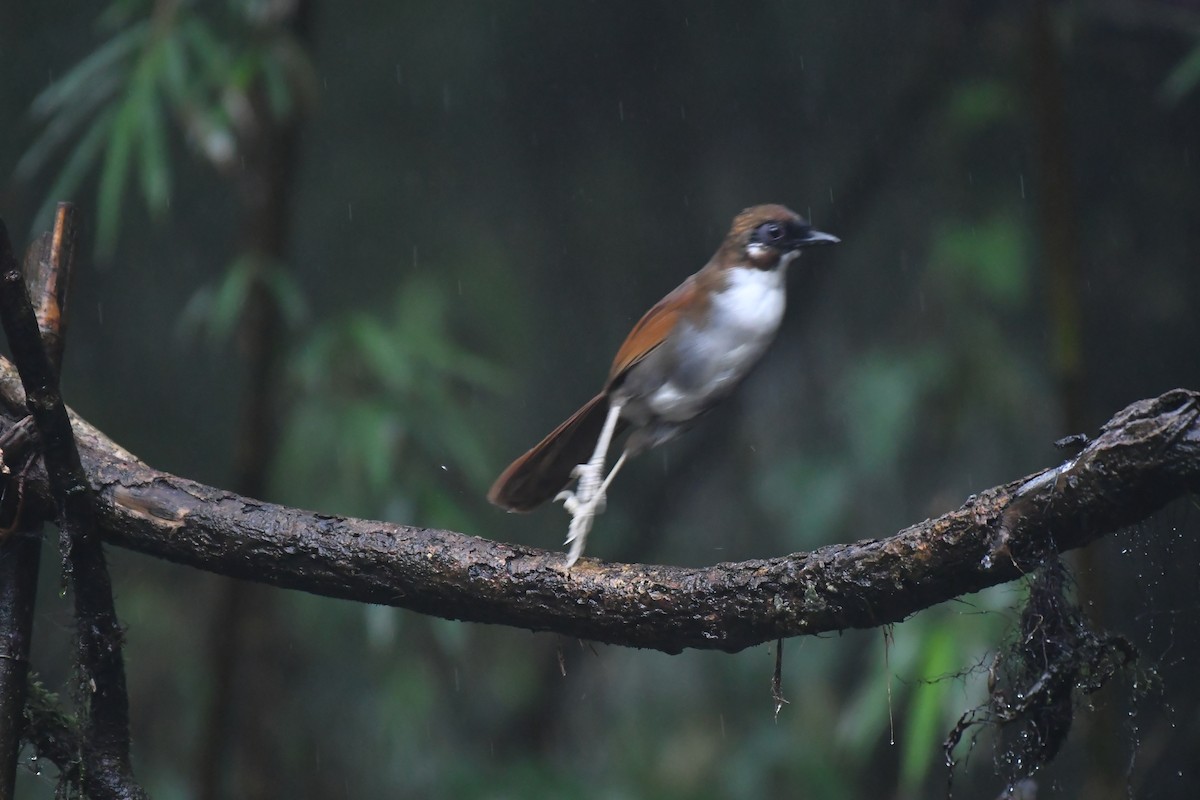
[554,462,606,514]
[553,467,583,513]
[555,461,608,566]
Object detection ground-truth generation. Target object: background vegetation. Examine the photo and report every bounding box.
[3,1,1198,797]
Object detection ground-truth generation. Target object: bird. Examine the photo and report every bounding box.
[488,204,839,566]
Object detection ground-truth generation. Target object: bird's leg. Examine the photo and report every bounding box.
[556,399,623,512]
[562,451,627,566]
[555,399,624,565]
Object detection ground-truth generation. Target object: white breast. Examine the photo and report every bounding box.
[646,265,788,421]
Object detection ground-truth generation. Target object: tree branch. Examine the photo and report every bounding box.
[0,361,1196,654]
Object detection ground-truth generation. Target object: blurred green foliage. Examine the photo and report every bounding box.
[275,274,509,525]
[18,0,314,256]
[179,252,308,344]
[1161,41,1200,105]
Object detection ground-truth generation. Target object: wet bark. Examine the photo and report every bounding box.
[0,208,145,799]
[1,361,1196,655]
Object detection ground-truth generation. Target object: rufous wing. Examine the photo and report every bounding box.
[606,275,697,383]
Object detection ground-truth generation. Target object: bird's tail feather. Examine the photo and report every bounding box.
[488,393,626,512]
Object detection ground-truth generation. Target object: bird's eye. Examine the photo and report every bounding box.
[756,221,786,245]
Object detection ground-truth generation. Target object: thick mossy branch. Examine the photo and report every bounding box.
[1,358,1196,654]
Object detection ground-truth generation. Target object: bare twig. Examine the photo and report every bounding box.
[0,217,54,800]
[0,511,41,798]
[771,638,788,720]
[25,204,78,370]
[0,211,145,799]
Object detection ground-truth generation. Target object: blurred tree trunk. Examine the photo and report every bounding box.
[1029,3,1085,430]
[1026,5,1119,799]
[196,3,311,798]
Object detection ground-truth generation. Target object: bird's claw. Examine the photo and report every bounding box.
[561,490,607,543]
[556,462,609,563]
[554,488,580,513]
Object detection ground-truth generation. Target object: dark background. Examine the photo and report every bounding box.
[2,1,1199,798]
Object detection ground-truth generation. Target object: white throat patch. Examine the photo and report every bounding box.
[712,265,787,334]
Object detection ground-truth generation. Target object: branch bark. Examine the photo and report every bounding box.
[0,220,39,800]
[0,209,145,799]
[0,207,78,799]
[1,363,1197,655]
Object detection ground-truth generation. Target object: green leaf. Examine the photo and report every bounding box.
[28,22,146,118]
[95,91,142,257]
[260,50,295,120]
[841,348,945,473]
[160,27,193,107]
[180,16,231,80]
[17,68,124,183]
[758,456,851,545]
[137,96,172,216]
[28,105,116,234]
[343,404,398,493]
[348,315,411,390]
[262,264,309,330]
[929,215,1028,308]
[944,79,1018,133]
[178,257,257,346]
[207,257,256,343]
[410,401,491,485]
[899,626,959,792]
[98,0,152,30]
[1160,42,1200,106]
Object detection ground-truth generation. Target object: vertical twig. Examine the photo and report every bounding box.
[771,637,788,720]
[0,208,146,799]
[28,205,77,372]
[1027,7,1116,798]
[0,533,41,800]
[0,220,48,800]
[0,204,75,798]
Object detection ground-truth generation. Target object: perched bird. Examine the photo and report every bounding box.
[488,204,839,565]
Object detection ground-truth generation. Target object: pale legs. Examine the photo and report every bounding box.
[556,399,626,566]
